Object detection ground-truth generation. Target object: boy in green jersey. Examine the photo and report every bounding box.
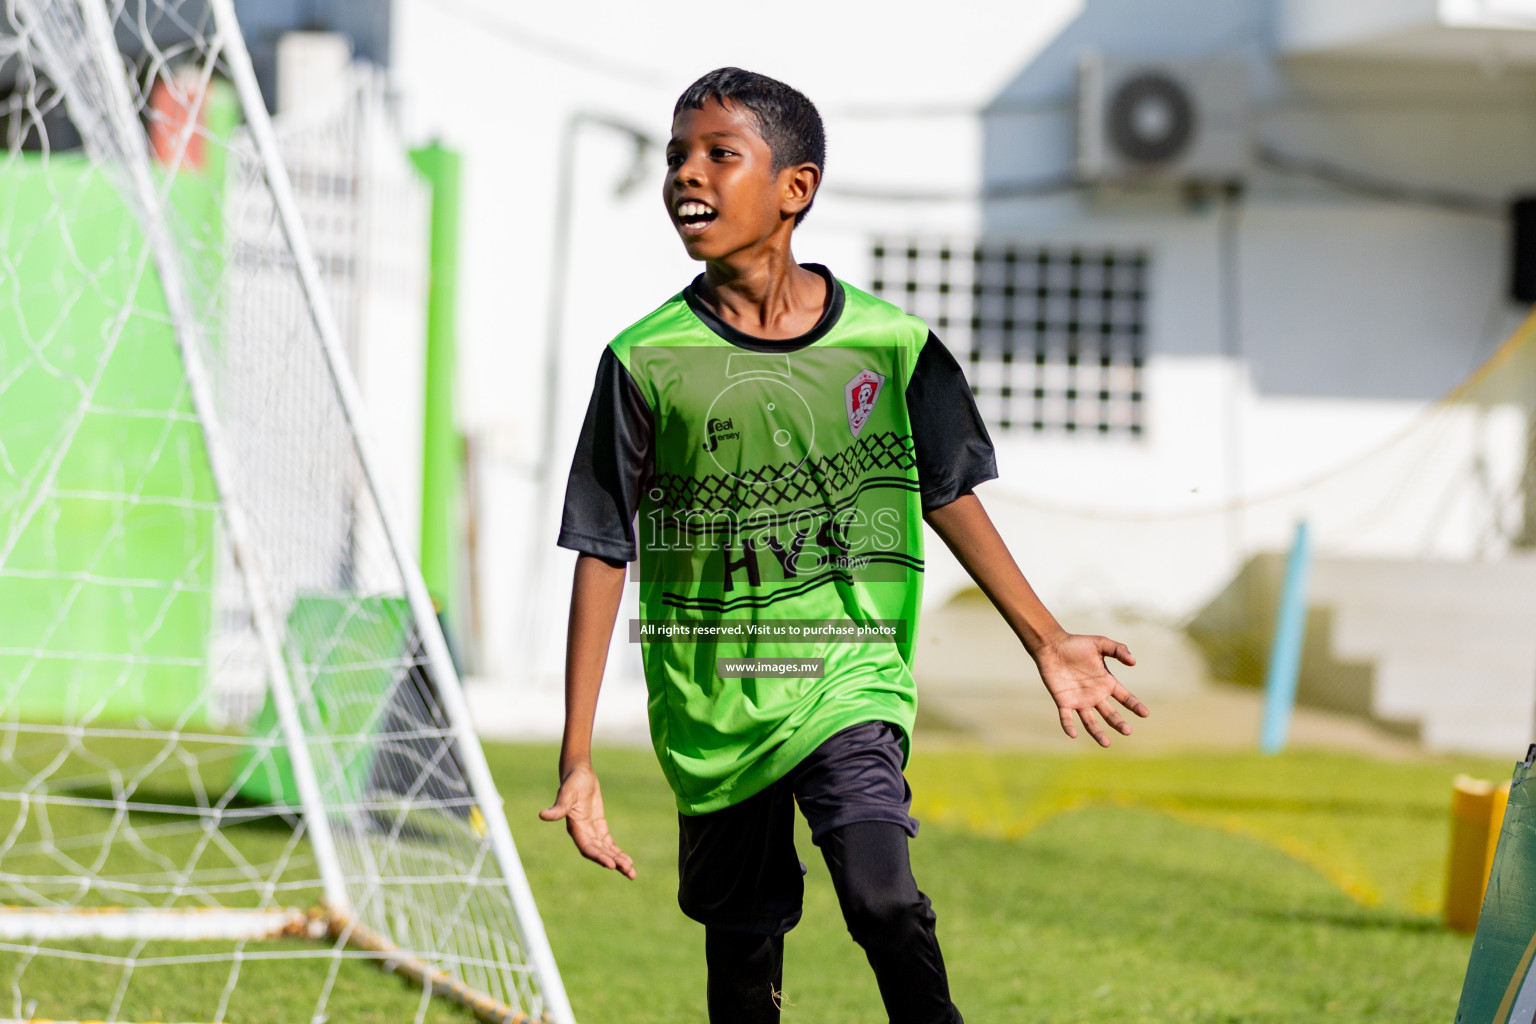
[544,68,1149,1023]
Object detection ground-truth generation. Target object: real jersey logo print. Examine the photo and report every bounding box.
[845,369,886,438]
[702,417,739,452]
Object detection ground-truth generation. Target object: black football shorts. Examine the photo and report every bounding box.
[676,720,919,936]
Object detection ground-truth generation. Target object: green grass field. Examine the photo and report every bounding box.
[0,740,1515,1023]
[511,743,1510,1024]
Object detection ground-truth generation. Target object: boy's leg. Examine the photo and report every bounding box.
[819,820,962,1024]
[788,721,963,1024]
[705,928,784,1023]
[677,779,803,1023]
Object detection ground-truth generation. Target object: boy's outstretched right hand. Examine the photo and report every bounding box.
[539,761,637,880]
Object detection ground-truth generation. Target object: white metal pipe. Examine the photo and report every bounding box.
[0,906,313,942]
[206,3,576,1020]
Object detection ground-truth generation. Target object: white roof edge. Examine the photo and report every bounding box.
[1280,0,1536,60]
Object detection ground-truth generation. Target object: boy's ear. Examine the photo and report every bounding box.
[780,162,821,219]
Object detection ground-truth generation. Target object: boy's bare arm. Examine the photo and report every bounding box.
[923,493,1149,746]
[538,553,637,879]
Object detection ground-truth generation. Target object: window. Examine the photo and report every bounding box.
[871,240,1148,436]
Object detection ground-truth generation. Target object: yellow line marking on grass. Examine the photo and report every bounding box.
[915,787,1389,909]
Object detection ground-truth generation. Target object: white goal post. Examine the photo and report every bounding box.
[0,2,574,1022]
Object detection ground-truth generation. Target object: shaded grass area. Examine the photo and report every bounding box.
[0,741,1515,1022]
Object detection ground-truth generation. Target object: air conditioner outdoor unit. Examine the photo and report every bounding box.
[1077,53,1249,184]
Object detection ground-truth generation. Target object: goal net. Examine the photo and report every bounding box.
[0,2,572,1022]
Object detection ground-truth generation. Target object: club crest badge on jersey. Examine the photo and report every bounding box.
[844,368,886,438]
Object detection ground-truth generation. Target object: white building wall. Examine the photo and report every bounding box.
[392,0,1536,725]
[968,0,1536,627]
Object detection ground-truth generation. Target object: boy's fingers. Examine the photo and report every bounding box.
[1078,707,1111,747]
[575,833,616,868]
[1095,636,1135,666]
[1099,702,1131,735]
[583,831,636,879]
[613,848,637,880]
[1058,708,1078,739]
[572,820,609,849]
[1116,686,1150,717]
[538,801,568,822]
[576,821,635,875]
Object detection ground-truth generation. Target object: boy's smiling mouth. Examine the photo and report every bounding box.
[675,199,718,235]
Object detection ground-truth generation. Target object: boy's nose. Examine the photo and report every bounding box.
[674,156,706,188]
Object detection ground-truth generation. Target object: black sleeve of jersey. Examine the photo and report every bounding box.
[557,347,654,565]
[907,331,999,512]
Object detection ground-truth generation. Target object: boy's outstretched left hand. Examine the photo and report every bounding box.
[1033,632,1148,747]
[921,493,1151,747]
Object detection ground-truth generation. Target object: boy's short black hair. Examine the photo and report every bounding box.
[674,67,825,226]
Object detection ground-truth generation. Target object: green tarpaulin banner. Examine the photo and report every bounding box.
[237,595,415,807]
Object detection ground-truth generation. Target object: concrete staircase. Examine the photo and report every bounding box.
[1311,557,1536,754]
[1193,554,1536,755]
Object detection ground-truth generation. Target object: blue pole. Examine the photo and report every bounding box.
[1261,520,1312,755]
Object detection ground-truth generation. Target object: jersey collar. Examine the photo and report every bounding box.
[682,263,845,353]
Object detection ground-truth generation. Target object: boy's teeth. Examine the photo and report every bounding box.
[678,202,714,217]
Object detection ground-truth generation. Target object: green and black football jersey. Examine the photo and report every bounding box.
[559,265,996,814]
